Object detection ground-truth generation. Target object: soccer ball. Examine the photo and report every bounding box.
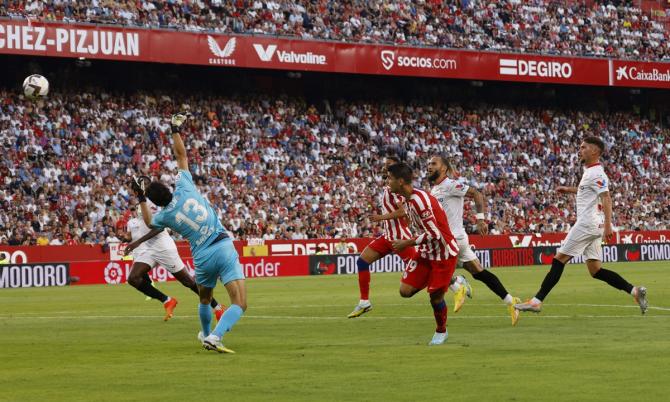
[22,74,49,98]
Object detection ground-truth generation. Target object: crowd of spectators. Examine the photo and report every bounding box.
[1,88,668,246]
[1,0,669,61]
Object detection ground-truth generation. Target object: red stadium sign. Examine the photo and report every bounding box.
[69,255,309,285]
[2,20,669,88]
[2,231,669,263]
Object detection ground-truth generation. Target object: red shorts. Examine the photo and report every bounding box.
[367,236,417,262]
[401,256,457,294]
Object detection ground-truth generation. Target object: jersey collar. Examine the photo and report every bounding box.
[585,162,601,168]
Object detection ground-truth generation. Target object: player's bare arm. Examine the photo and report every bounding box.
[600,191,614,243]
[466,187,488,235]
[371,207,406,222]
[170,112,190,172]
[391,238,415,252]
[124,228,164,255]
[556,186,578,194]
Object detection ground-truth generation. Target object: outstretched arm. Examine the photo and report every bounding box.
[465,187,488,235]
[371,207,406,222]
[170,113,190,172]
[124,228,163,255]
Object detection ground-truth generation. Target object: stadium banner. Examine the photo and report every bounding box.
[0,263,69,288]
[68,255,308,285]
[308,253,406,276]
[611,60,670,88]
[533,243,670,265]
[2,20,669,88]
[3,231,670,262]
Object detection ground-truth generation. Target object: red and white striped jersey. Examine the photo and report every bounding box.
[380,187,412,240]
[404,188,459,261]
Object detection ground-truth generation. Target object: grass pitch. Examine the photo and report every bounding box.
[1,261,669,402]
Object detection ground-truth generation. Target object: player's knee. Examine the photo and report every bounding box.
[399,288,414,298]
[199,295,212,305]
[127,273,142,288]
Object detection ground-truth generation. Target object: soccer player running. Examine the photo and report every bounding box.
[515,137,648,314]
[347,155,417,318]
[387,162,460,345]
[135,112,246,353]
[123,194,226,322]
[427,155,522,326]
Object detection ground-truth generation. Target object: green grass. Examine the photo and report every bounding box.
[1,262,669,402]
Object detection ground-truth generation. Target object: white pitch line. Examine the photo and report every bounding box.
[0,314,667,321]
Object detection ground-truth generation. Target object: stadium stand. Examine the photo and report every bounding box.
[1,70,668,245]
[1,0,669,61]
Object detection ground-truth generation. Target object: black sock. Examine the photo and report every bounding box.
[137,279,169,303]
[593,268,634,294]
[472,269,508,300]
[535,258,565,301]
[186,281,220,309]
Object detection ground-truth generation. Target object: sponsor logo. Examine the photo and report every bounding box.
[252,43,326,65]
[242,258,281,277]
[0,24,139,56]
[104,262,123,284]
[596,179,607,188]
[625,246,641,261]
[207,36,236,65]
[381,50,395,70]
[380,50,456,71]
[615,65,670,82]
[270,241,359,256]
[0,263,69,288]
[499,59,572,78]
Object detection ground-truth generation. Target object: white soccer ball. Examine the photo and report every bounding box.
[23,74,49,98]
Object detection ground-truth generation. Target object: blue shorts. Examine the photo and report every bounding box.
[194,239,245,288]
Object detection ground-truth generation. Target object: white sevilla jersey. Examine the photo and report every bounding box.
[126,201,176,254]
[430,177,469,239]
[575,162,609,227]
[380,186,412,240]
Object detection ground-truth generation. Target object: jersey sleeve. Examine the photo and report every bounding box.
[445,181,469,197]
[590,172,609,195]
[151,211,167,229]
[409,195,443,245]
[176,169,196,192]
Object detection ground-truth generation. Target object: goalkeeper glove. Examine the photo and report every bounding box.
[171,112,191,131]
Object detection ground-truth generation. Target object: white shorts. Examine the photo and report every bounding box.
[557,224,603,261]
[133,247,185,274]
[456,236,478,265]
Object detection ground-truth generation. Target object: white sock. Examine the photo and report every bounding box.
[214,305,223,311]
[449,283,460,293]
[163,297,171,305]
[359,299,370,305]
[630,287,637,296]
[531,297,542,305]
[503,294,514,305]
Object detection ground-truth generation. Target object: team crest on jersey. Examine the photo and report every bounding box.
[455,183,464,189]
[420,210,432,219]
[596,179,607,188]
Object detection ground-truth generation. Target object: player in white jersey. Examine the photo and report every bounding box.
[515,137,648,314]
[347,156,419,318]
[123,178,226,322]
[427,155,522,326]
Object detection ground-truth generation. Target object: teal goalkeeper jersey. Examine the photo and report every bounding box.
[151,170,226,260]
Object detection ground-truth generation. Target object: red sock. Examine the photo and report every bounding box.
[432,300,447,333]
[358,270,370,300]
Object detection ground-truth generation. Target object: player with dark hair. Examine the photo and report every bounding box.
[387,162,460,345]
[347,155,417,317]
[134,112,246,353]
[427,155,521,325]
[515,137,648,314]
[123,183,225,322]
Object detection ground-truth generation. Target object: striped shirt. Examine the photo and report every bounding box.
[380,187,412,240]
[405,188,458,261]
